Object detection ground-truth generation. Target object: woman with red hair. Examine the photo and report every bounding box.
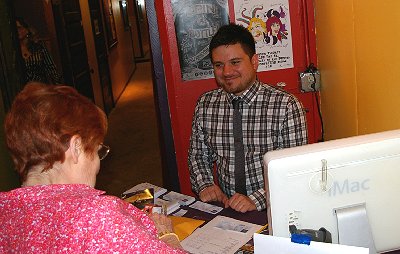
[265,16,286,45]
[0,82,186,253]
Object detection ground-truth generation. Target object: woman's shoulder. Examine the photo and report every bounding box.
[1,184,141,218]
[21,185,155,236]
[51,184,142,215]
[0,185,186,253]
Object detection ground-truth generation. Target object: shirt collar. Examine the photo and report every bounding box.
[226,80,260,105]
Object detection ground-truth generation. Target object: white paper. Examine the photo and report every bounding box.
[173,209,188,217]
[234,0,294,72]
[254,234,369,254]
[154,198,181,215]
[181,216,262,254]
[189,201,223,214]
[163,191,196,206]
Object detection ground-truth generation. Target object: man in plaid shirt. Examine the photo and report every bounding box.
[188,24,308,212]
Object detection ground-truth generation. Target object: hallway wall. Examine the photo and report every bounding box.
[0,0,23,191]
[315,0,400,140]
[0,98,19,191]
[108,0,137,102]
[96,62,162,196]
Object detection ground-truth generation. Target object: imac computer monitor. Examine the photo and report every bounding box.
[264,130,400,253]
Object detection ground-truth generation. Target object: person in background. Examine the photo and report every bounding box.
[16,17,62,84]
[0,83,186,253]
[188,23,308,213]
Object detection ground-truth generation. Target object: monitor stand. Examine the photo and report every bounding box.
[335,203,377,254]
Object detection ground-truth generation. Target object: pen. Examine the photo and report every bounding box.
[256,224,268,234]
[162,204,167,215]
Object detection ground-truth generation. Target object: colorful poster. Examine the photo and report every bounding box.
[234,0,293,72]
[172,0,229,81]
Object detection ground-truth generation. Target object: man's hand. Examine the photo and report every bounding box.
[227,193,257,213]
[199,185,229,206]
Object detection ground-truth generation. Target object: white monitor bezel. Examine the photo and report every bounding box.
[264,129,400,253]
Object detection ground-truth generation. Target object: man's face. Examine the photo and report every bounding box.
[16,21,28,40]
[211,43,258,96]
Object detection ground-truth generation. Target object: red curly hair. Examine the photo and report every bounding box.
[4,82,107,181]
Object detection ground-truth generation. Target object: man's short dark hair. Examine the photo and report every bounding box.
[209,23,256,60]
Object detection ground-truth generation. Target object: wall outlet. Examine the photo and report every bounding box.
[300,71,321,92]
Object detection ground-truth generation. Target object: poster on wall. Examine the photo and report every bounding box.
[234,0,294,72]
[172,0,229,81]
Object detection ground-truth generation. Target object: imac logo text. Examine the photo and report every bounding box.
[328,179,370,197]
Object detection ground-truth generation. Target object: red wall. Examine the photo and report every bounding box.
[155,0,320,196]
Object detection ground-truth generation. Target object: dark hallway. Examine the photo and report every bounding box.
[96,60,163,197]
[0,0,160,195]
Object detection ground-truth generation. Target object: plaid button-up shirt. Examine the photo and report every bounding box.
[188,81,308,211]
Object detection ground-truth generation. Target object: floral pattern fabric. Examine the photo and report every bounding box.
[0,184,186,253]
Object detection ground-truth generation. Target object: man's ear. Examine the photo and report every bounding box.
[251,54,259,71]
[68,135,82,164]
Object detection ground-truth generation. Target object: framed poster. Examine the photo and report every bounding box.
[234,0,294,72]
[172,0,229,81]
[102,0,118,48]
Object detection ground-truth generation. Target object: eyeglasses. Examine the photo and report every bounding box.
[98,143,110,160]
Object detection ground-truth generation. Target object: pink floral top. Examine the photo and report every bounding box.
[0,184,187,253]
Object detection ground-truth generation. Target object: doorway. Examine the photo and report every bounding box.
[11,0,114,114]
[131,0,150,62]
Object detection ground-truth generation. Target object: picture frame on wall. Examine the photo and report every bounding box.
[102,0,118,48]
[171,0,229,81]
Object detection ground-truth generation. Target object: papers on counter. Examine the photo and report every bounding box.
[173,209,188,217]
[163,191,195,206]
[169,215,205,241]
[189,201,223,214]
[154,198,180,215]
[181,215,263,254]
[123,182,167,199]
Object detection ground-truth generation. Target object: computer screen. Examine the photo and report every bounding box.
[264,129,400,253]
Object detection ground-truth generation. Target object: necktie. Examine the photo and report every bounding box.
[232,98,246,194]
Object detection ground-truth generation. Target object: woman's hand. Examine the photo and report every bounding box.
[149,213,183,249]
[149,213,174,235]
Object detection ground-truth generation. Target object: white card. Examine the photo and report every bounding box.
[163,191,196,206]
[173,209,188,217]
[189,201,223,214]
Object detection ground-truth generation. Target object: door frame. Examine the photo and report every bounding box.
[79,0,105,111]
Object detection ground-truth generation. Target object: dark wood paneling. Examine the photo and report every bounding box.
[52,0,95,101]
[88,0,114,114]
